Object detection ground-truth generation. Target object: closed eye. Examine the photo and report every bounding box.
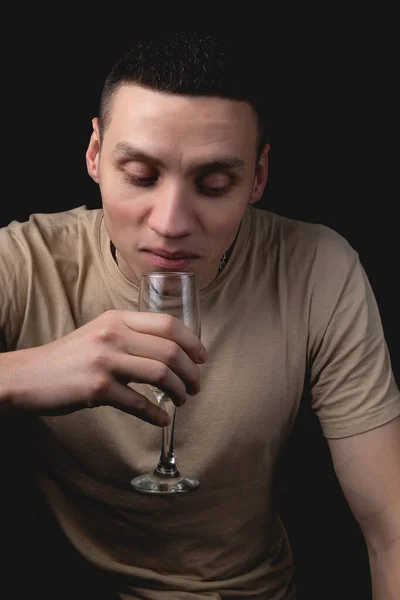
[197,185,231,197]
[196,171,236,197]
[124,174,158,187]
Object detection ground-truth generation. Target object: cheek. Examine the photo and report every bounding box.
[105,201,132,223]
[203,204,246,237]
[99,172,142,220]
[101,189,144,227]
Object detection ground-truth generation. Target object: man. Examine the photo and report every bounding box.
[0,33,399,600]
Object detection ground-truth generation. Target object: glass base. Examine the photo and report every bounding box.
[130,471,200,495]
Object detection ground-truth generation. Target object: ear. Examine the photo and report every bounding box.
[86,117,101,183]
[249,143,270,205]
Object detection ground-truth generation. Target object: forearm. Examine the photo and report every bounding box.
[0,350,24,412]
[0,346,55,413]
[368,539,400,600]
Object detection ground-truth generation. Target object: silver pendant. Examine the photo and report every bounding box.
[219,252,227,272]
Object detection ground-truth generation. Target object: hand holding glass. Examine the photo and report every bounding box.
[130,272,201,494]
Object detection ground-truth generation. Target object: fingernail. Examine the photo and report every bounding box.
[199,347,207,363]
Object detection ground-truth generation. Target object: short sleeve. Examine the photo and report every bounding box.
[0,223,29,350]
[308,226,400,439]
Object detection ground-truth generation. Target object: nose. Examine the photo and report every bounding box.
[147,183,196,238]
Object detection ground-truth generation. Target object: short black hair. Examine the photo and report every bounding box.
[99,33,269,158]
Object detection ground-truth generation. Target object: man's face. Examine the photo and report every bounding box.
[87,84,269,290]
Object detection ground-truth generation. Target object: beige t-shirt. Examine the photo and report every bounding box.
[1,205,399,599]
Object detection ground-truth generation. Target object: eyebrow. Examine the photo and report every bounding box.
[112,142,246,174]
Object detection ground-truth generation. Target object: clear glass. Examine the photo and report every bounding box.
[130,272,201,495]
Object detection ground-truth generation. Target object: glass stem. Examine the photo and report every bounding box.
[154,401,180,477]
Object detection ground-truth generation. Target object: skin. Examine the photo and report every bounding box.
[86,84,270,290]
[328,418,400,599]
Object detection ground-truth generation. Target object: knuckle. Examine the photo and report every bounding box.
[89,372,112,398]
[91,313,122,346]
[89,350,110,371]
[95,324,117,344]
[165,340,180,362]
[158,313,176,336]
[153,362,169,385]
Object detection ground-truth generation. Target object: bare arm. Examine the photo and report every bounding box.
[0,310,206,426]
[328,416,400,600]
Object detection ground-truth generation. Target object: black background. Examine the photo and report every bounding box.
[1,19,398,600]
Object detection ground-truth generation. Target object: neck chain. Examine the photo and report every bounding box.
[217,222,242,276]
[218,252,227,273]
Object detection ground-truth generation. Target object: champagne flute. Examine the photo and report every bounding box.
[130,272,201,494]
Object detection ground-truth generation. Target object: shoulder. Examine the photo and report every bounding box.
[0,206,104,297]
[249,206,358,271]
[1,204,101,238]
[0,206,102,257]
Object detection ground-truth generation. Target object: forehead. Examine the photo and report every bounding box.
[103,84,258,161]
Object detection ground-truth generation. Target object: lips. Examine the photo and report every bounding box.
[146,249,199,259]
[143,248,199,269]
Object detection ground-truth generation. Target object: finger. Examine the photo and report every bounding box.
[119,331,201,396]
[122,311,207,365]
[105,380,171,427]
[113,354,188,407]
